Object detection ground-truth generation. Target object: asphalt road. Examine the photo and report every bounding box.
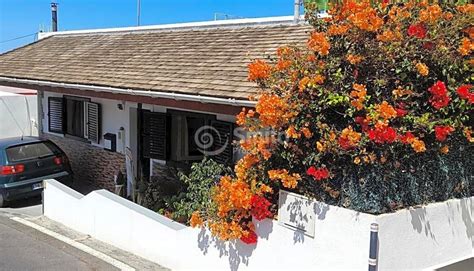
[0,198,118,271]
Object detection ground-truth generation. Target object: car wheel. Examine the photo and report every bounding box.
[0,194,4,208]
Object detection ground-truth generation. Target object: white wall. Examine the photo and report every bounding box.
[41,92,134,154]
[377,199,474,270]
[43,179,373,270]
[41,91,236,156]
[43,179,473,271]
[0,92,38,138]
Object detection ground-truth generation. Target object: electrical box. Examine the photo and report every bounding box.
[104,133,117,152]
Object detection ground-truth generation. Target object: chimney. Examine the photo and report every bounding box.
[294,0,301,23]
[51,2,58,32]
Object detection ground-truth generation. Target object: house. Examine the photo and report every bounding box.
[0,86,38,139]
[0,16,309,194]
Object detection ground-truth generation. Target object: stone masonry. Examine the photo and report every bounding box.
[42,134,125,192]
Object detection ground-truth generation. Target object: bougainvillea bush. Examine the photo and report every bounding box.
[190,1,474,244]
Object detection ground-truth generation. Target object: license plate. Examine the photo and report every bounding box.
[32,182,43,190]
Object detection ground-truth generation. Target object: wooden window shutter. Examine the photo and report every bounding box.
[48,97,64,134]
[85,102,101,143]
[142,112,167,160]
[210,120,234,165]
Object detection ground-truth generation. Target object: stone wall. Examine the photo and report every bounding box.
[42,133,125,192]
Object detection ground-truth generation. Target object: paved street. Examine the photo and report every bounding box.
[0,196,167,271]
[0,215,118,271]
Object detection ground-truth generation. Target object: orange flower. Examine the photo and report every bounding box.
[259,184,273,194]
[411,138,426,153]
[392,86,413,99]
[235,154,259,181]
[327,24,350,36]
[419,4,442,24]
[301,127,313,138]
[464,127,474,143]
[350,83,367,110]
[213,176,252,218]
[440,145,449,154]
[307,31,330,56]
[268,169,301,189]
[276,59,292,71]
[255,94,296,128]
[347,54,364,65]
[415,62,429,76]
[376,30,401,42]
[458,38,473,56]
[286,125,300,139]
[348,6,383,32]
[248,59,271,81]
[190,211,204,227]
[339,126,361,150]
[457,4,474,14]
[375,101,398,120]
[240,136,273,160]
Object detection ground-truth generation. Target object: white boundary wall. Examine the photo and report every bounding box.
[0,91,38,138]
[43,179,473,270]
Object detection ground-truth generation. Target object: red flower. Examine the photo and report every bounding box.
[429,81,448,96]
[428,81,450,109]
[457,85,474,104]
[307,166,330,181]
[368,125,398,144]
[240,230,258,244]
[355,116,370,131]
[399,131,415,144]
[434,125,454,142]
[395,107,407,117]
[338,137,351,150]
[408,23,427,39]
[422,42,435,50]
[250,195,272,221]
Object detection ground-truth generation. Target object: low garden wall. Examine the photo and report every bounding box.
[42,179,473,270]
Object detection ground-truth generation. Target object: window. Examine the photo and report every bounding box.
[6,142,55,162]
[142,110,234,165]
[47,96,101,143]
[169,115,207,161]
[66,98,85,137]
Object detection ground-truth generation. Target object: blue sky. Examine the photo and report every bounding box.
[0,0,296,53]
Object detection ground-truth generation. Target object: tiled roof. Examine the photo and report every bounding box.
[0,22,311,99]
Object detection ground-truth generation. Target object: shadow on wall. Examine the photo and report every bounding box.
[459,198,473,246]
[197,219,274,271]
[410,207,437,241]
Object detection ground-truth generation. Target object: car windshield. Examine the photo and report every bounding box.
[6,142,55,162]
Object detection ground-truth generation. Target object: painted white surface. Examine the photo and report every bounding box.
[43,179,473,271]
[38,16,302,39]
[43,179,373,270]
[0,92,38,138]
[377,198,474,270]
[41,91,237,156]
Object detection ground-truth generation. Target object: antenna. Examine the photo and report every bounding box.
[137,0,141,26]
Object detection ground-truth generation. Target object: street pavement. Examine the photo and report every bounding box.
[0,195,168,271]
[0,215,118,271]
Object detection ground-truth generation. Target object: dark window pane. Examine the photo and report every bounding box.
[66,99,84,137]
[187,116,205,157]
[6,142,55,162]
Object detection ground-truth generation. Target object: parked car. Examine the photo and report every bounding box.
[0,137,73,207]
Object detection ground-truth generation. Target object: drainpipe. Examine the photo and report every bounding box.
[368,223,379,271]
[294,0,301,23]
[51,2,58,32]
